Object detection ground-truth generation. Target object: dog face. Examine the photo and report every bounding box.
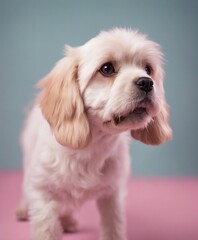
[38,28,172,148]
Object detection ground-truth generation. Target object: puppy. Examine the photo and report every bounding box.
[16,28,172,240]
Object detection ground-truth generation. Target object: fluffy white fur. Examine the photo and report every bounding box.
[16,28,172,240]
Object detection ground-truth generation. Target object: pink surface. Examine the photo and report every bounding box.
[0,172,198,240]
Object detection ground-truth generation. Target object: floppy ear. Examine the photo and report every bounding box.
[131,101,172,145]
[37,48,91,149]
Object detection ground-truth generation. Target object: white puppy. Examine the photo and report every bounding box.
[16,28,172,240]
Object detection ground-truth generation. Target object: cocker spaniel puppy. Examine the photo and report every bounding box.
[16,28,172,240]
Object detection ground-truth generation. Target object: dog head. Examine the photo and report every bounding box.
[38,28,172,148]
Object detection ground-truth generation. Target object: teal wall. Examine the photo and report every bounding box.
[1,0,198,176]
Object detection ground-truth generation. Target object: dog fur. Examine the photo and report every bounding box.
[16,28,172,240]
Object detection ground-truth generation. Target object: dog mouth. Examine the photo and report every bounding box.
[113,107,148,125]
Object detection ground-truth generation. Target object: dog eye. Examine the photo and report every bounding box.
[99,62,116,77]
[144,64,152,75]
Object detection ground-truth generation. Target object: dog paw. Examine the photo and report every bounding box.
[15,204,28,221]
[60,215,78,232]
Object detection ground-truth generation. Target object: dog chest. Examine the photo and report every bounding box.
[49,154,118,203]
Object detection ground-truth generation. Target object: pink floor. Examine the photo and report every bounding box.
[0,172,198,240]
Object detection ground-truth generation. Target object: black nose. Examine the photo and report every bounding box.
[136,77,153,93]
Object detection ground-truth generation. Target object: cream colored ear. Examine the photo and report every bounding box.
[37,49,91,149]
[131,102,172,145]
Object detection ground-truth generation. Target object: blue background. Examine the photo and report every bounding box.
[0,0,198,176]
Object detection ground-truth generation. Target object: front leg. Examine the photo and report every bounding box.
[97,189,127,240]
[28,189,62,240]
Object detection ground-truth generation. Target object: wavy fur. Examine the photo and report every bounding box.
[16,28,172,240]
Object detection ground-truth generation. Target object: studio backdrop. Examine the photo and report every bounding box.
[0,0,197,176]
